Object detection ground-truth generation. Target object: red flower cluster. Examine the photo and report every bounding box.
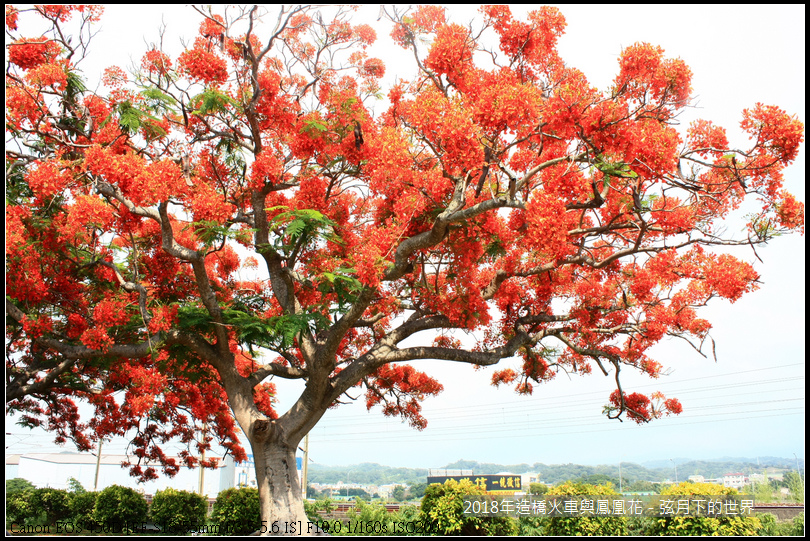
[178,44,228,85]
[199,14,225,37]
[8,37,61,70]
[141,49,172,76]
[362,57,385,78]
[25,62,67,88]
[483,5,566,69]
[424,23,473,81]
[353,24,376,46]
[6,5,19,29]
[365,365,443,430]
[776,191,805,233]
[609,390,651,424]
[26,160,71,200]
[741,103,805,163]
[615,42,692,108]
[390,5,446,48]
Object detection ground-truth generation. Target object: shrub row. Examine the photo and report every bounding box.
[7,477,804,536]
[6,479,257,534]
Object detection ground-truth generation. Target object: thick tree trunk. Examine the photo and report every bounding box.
[250,433,313,536]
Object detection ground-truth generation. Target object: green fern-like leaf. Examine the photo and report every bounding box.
[191,88,236,116]
[267,207,342,254]
[140,87,179,115]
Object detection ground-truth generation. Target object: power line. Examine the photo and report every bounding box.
[312,377,803,427]
[314,399,804,439]
[316,367,804,422]
[315,408,805,445]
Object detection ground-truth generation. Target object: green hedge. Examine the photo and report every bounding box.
[519,482,627,536]
[420,479,518,535]
[149,487,208,532]
[93,485,149,529]
[644,482,761,536]
[210,487,260,535]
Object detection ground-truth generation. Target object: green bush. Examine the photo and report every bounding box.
[149,487,207,533]
[210,487,260,535]
[6,487,75,530]
[29,488,72,526]
[6,488,37,529]
[756,512,805,536]
[68,491,98,529]
[524,482,627,536]
[6,479,38,529]
[644,482,761,536]
[93,485,148,529]
[304,497,335,525]
[340,498,396,536]
[786,513,804,536]
[419,479,518,536]
[395,503,419,522]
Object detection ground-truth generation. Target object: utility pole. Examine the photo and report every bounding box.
[301,433,309,500]
[619,462,623,493]
[199,423,208,496]
[94,439,103,491]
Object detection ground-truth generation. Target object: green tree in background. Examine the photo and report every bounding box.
[783,471,804,503]
[391,485,407,501]
[67,477,86,494]
[528,482,549,495]
[6,478,35,495]
[407,483,427,501]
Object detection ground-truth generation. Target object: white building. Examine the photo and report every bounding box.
[520,472,542,488]
[6,454,21,480]
[377,483,406,498]
[7,451,304,498]
[722,472,746,490]
[749,473,767,485]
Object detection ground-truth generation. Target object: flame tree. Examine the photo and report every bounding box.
[5,4,804,528]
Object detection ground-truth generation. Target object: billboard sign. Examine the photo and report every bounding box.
[427,474,522,494]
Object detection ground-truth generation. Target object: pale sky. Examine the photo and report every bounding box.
[6,5,805,472]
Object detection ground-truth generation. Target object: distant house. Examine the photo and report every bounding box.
[377,483,406,498]
[520,472,541,487]
[749,473,767,485]
[688,475,705,483]
[722,472,746,489]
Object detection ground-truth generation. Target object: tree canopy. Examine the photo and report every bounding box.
[5,3,804,527]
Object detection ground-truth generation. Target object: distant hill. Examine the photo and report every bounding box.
[641,456,801,470]
[308,462,428,485]
[307,456,801,486]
